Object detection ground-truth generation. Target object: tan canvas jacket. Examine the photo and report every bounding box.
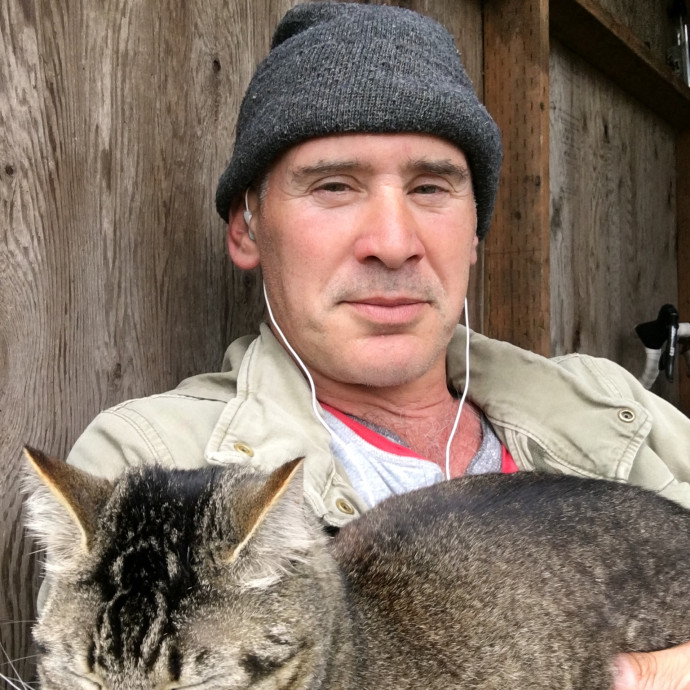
[66,323,690,525]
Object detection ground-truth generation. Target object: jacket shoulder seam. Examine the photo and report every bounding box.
[101,406,174,464]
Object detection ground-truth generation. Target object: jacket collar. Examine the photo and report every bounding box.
[201,324,366,523]
[446,326,651,480]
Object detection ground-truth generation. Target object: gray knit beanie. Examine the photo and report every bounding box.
[215,1,502,239]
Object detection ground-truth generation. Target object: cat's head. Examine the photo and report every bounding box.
[24,449,344,689]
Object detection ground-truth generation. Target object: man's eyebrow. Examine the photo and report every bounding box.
[289,160,374,183]
[404,158,471,181]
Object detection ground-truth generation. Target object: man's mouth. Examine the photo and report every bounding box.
[342,296,428,324]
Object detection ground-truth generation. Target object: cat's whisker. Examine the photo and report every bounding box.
[0,639,30,690]
[0,671,32,690]
[0,667,32,690]
[0,653,40,666]
[0,621,37,626]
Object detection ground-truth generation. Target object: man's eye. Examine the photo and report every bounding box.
[414,184,446,194]
[315,182,351,193]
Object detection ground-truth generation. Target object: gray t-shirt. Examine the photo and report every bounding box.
[323,410,502,508]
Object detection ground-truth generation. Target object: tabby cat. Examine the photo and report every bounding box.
[24,447,690,689]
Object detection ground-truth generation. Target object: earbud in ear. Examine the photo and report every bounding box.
[243,188,253,224]
[244,189,255,241]
[244,207,255,240]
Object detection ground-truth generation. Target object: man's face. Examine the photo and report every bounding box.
[241,132,478,391]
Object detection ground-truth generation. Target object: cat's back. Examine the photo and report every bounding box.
[333,471,690,567]
[330,473,690,689]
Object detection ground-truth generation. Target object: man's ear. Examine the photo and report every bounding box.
[226,191,260,269]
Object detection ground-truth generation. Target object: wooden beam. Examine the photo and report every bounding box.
[678,130,690,416]
[550,0,690,132]
[482,0,551,355]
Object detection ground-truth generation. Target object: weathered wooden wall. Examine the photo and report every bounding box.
[0,1,483,684]
[596,0,672,63]
[483,0,551,353]
[550,40,679,402]
[547,0,690,411]
[483,0,686,405]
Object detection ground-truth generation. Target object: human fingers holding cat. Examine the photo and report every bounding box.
[615,642,690,690]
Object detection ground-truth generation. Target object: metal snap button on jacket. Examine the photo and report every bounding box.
[233,442,254,457]
[336,498,356,515]
[618,408,636,423]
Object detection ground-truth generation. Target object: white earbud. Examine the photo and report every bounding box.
[244,189,255,241]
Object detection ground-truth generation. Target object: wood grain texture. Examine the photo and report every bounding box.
[587,0,676,68]
[550,0,690,132]
[483,0,551,354]
[0,0,277,682]
[550,41,679,403]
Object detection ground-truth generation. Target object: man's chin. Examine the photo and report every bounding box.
[355,368,427,389]
[308,328,451,389]
[340,351,441,389]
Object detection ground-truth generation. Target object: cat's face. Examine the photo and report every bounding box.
[34,575,335,689]
[25,450,341,689]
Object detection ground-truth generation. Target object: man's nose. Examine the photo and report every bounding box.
[353,189,425,269]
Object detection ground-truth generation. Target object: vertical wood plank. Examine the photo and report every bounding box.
[549,0,690,133]
[550,42,678,404]
[0,0,284,682]
[679,130,690,416]
[482,0,551,354]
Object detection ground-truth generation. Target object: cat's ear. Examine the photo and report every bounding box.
[23,447,114,563]
[227,458,325,589]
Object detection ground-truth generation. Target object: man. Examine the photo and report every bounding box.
[64,2,690,687]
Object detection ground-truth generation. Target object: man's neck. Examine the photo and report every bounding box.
[316,376,483,477]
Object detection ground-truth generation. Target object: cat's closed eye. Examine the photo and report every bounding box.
[240,633,306,683]
[241,652,282,679]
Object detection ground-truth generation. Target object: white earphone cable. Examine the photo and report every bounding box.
[444,298,470,480]
[263,283,336,441]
